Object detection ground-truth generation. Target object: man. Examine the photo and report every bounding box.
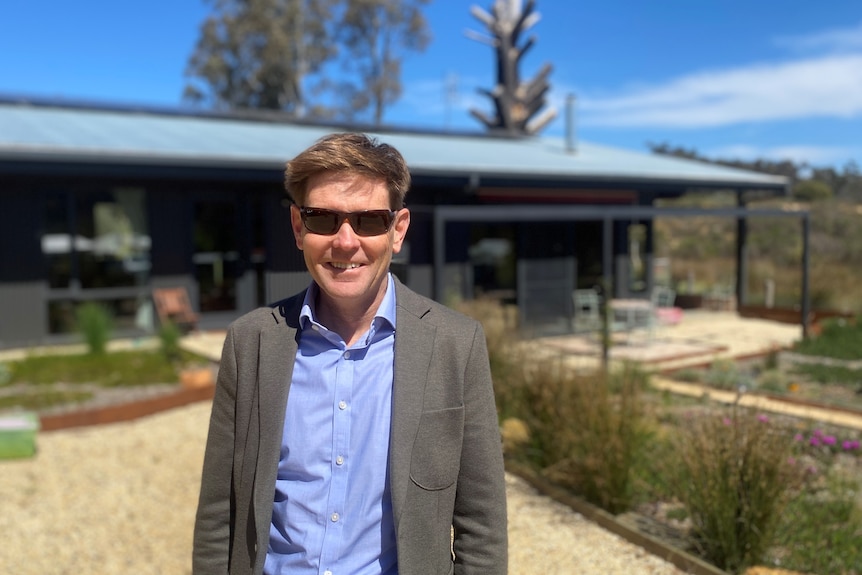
[193,133,508,575]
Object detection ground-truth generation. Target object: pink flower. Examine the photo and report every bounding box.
[842,440,860,451]
[757,414,769,423]
[823,435,837,446]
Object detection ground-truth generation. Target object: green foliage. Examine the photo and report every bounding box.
[461,297,862,572]
[185,0,432,123]
[703,358,751,391]
[338,0,431,124]
[455,297,525,422]
[770,475,862,574]
[0,389,93,411]
[75,302,113,355]
[519,362,650,514]
[790,363,862,386]
[158,320,184,362]
[793,317,862,360]
[670,408,801,574]
[7,350,184,388]
[185,0,336,114]
[792,179,833,202]
[0,362,10,386]
[756,369,788,394]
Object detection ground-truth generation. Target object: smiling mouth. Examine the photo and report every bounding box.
[330,262,362,270]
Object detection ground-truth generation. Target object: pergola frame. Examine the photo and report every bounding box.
[431,204,811,336]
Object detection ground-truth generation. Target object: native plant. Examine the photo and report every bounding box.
[75,302,113,355]
[455,297,527,422]
[670,408,801,574]
[530,362,650,514]
[158,320,184,362]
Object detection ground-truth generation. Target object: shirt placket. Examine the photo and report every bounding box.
[319,346,355,575]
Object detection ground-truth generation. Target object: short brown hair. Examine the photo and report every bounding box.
[285,133,411,209]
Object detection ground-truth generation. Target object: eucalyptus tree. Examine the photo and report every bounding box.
[336,0,431,124]
[184,0,336,117]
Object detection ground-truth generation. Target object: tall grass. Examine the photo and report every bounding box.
[671,407,801,574]
[460,296,861,572]
[158,320,183,362]
[527,362,650,514]
[792,316,862,360]
[75,302,113,355]
[458,298,650,513]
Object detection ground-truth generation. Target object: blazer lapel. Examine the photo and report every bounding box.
[389,282,435,522]
[253,296,303,544]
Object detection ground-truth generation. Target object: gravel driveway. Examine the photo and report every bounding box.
[0,401,685,574]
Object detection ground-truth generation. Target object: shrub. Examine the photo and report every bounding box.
[770,473,862,573]
[793,316,862,360]
[158,320,183,362]
[703,358,751,391]
[522,361,650,514]
[455,297,527,422]
[671,408,801,573]
[75,302,113,355]
[756,369,788,394]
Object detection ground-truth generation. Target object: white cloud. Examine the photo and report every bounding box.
[578,54,862,128]
[774,20,862,53]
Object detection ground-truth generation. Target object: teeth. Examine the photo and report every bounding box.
[331,262,360,269]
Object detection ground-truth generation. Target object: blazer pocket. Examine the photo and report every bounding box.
[409,405,464,491]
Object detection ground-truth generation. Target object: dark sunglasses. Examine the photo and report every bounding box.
[299,207,398,236]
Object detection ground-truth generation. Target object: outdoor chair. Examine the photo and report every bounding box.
[571,289,602,333]
[152,286,199,332]
[651,286,683,326]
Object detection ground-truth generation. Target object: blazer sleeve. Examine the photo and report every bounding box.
[452,321,508,575]
[192,327,238,574]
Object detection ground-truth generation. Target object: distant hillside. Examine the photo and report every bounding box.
[653,196,862,313]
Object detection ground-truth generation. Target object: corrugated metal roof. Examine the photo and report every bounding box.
[0,99,788,191]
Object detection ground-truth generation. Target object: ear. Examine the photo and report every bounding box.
[391,208,410,254]
[290,205,304,250]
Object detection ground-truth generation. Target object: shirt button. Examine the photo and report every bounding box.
[343,351,351,359]
[312,324,320,331]
[336,455,344,465]
[331,512,339,522]
[324,571,332,575]
[338,400,347,410]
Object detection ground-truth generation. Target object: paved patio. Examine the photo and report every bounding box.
[535,309,803,373]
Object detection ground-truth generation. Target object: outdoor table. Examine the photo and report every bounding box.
[610,298,653,332]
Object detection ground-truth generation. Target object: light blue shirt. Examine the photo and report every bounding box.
[265,275,398,575]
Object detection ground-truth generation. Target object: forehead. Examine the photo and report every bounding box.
[305,171,389,208]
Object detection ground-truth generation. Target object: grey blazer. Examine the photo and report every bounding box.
[193,279,508,575]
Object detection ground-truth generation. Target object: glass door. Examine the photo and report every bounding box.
[193,200,239,312]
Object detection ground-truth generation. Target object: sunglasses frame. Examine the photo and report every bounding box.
[298,206,399,237]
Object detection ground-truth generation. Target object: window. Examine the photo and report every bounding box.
[41,187,151,334]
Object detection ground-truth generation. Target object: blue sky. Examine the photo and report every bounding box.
[2,0,861,170]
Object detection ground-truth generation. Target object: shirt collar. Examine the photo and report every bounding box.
[299,273,397,334]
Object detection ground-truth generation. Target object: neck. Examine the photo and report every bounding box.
[315,285,387,347]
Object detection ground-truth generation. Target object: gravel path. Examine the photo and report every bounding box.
[0,401,686,574]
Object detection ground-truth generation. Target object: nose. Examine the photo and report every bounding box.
[332,217,360,249]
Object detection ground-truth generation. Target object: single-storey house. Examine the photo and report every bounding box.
[0,97,806,348]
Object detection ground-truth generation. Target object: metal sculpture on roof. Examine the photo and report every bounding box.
[467,0,557,135]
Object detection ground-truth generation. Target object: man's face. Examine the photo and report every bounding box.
[291,171,410,313]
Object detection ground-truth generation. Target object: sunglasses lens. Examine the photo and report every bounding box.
[353,212,392,236]
[302,210,339,234]
[301,208,395,236]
